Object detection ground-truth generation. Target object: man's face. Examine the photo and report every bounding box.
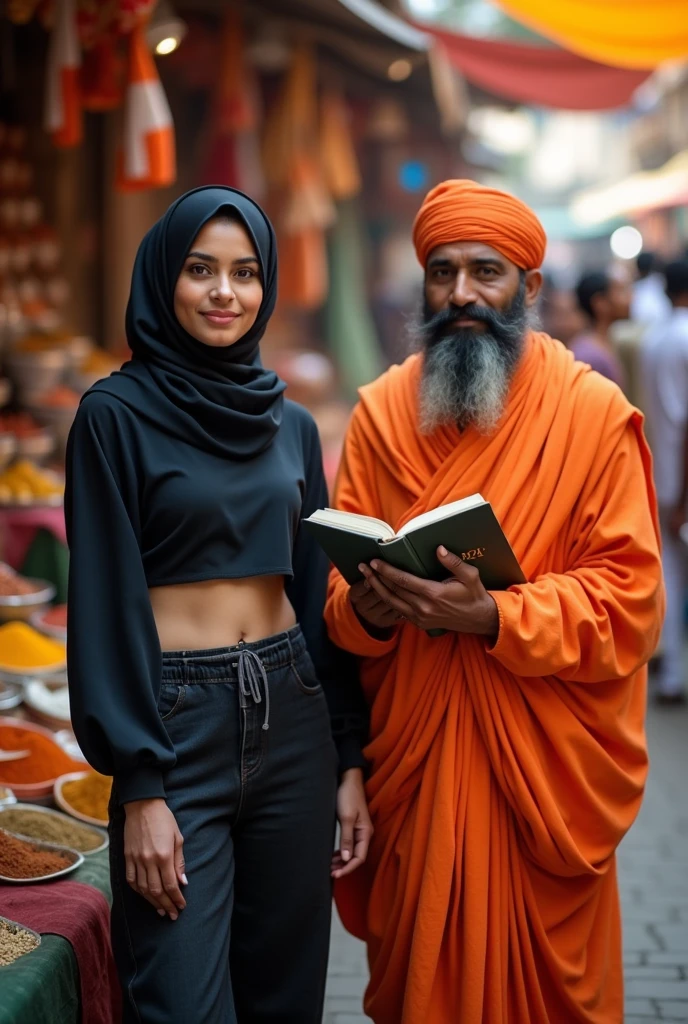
[413,240,542,436]
[424,241,542,326]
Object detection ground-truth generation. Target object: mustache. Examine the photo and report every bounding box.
[424,303,510,339]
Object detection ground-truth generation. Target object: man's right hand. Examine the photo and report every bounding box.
[123,798,187,920]
[349,564,404,634]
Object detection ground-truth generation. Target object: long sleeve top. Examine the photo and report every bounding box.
[65,390,368,804]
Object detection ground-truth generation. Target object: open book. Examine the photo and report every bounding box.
[304,493,525,590]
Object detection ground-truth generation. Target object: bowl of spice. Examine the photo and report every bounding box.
[0,786,17,808]
[0,564,55,623]
[0,621,66,678]
[54,770,112,827]
[0,915,41,965]
[0,826,83,882]
[0,803,107,856]
[0,719,85,801]
[22,677,71,730]
[30,604,67,641]
[0,679,23,712]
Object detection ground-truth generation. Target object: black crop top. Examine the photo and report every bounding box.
[65,391,368,804]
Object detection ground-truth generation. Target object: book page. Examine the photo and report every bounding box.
[306,509,396,541]
[397,494,486,538]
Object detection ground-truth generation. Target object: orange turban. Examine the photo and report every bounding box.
[412,179,547,270]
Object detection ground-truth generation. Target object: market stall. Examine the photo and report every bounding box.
[0,561,118,1022]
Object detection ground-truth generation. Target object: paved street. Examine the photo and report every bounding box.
[324,701,688,1023]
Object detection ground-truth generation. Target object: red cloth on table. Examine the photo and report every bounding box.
[0,880,121,1024]
[419,23,652,110]
[0,506,67,569]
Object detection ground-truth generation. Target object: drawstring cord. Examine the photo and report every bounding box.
[237,645,270,731]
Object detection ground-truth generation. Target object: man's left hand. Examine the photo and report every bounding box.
[361,546,499,638]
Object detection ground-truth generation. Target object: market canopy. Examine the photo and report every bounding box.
[494,0,688,69]
[570,149,688,225]
[421,24,651,110]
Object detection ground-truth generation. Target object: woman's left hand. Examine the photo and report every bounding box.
[332,768,373,879]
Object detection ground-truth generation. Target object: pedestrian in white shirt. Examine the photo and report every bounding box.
[645,260,688,704]
[632,251,671,330]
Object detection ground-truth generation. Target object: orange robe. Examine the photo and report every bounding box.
[325,332,663,1024]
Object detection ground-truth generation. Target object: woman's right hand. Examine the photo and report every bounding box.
[123,798,187,920]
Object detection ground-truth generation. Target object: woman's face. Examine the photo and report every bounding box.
[173,217,263,348]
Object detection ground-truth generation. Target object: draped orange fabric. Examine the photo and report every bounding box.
[325,332,663,1024]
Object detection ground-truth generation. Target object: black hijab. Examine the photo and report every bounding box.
[91,186,286,459]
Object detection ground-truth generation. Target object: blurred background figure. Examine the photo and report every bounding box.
[632,251,672,329]
[570,266,632,388]
[644,260,688,705]
[540,278,587,345]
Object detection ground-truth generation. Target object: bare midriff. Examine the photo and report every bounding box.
[149,576,297,652]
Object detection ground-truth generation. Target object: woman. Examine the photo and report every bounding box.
[65,186,372,1023]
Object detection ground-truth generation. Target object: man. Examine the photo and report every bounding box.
[570,267,632,389]
[632,250,671,329]
[325,180,664,1024]
[645,260,688,705]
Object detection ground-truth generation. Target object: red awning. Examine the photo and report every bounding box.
[420,24,652,111]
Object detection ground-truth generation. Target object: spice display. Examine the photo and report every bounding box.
[0,412,44,439]
[0,621,66,672]
[0,459,63,504]
[0,725,80,785]
[0,918,39,966]
[0,808,103,852]
[0,828,71,878]
[80,349,118,375]
[0,563,41,597]
[37,604,67,630]
[37,385,79,409]
[24,679,70,721]
[61,772,112,823]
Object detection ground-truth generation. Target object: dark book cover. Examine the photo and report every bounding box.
[303,503,525,590]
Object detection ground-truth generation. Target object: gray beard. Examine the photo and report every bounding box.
[412,284,530,435]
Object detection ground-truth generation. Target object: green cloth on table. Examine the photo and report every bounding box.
[0,849,111,1024]
[20,528,69,605]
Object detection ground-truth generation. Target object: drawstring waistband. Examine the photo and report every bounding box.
[237,644,271,731]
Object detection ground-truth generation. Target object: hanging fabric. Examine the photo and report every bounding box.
[116,20,175,192]
[44,0,83,148]
[494,0,688,69]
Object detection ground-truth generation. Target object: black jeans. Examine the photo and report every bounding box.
[109,626,338,1024]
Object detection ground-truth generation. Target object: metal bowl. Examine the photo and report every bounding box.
[0,802,108,856]
[0,679,23,711]
[4,349,68,395]
[14,429,55,464]
[0,786,17,808]
[54,771,110,828]
[29,608,66,641]
[0,717,73,801]
[0,579,56,623]
[0,826,84,882]
[0,915,41,959]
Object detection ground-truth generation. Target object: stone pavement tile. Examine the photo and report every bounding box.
[626,980,688,999]
[625,997,658,1017]
[657,1001,688,1020]
[324,997,368,1014]
[625,966,683,981]
[328,1016,369,1024]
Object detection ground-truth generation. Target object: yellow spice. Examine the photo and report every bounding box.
[0,622,66,670]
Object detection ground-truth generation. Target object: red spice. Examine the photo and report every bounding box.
[0,828,71,878]
[0,725,82,785]
[40,605,67,629]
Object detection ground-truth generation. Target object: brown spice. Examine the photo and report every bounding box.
[0,828,72,879]
[61,772,111,823]
[0,918,39,965]
[0,808,103,852]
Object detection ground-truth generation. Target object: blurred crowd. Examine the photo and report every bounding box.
[542,250,688,705]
